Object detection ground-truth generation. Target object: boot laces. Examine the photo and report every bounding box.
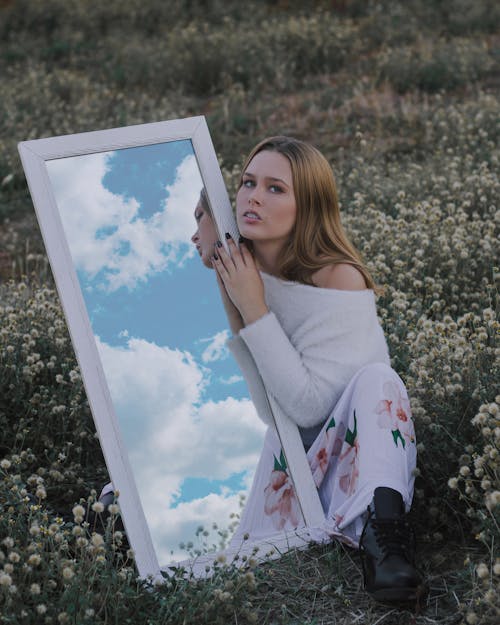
[372,516,414,563]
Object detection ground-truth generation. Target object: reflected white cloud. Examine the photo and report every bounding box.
[95,335,204,449]
[95,335,266,558]
[220,374,244,385]
[200,329,230,363]
[47,151,203,292]
[152,491,245,564]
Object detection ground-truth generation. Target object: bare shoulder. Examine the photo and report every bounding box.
[312,263,367,290]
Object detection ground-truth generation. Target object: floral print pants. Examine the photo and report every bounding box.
[230,362,417,549]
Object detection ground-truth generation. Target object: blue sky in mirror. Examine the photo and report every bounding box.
[46,140,266,563]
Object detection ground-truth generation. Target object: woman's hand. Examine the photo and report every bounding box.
[212,235,269,326]
[214,267,244,335]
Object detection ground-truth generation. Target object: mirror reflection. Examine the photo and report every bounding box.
[45,140,266,565]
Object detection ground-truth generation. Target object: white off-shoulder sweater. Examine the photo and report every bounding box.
[227,272,390,444]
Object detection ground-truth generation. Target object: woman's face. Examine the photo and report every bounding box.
[236,150,297,247]
[191,199,218,268]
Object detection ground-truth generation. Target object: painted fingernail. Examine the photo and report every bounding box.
[225,232,232,239]
[238,236,245,243]
[216,240,223,248]
[213,253,219,260]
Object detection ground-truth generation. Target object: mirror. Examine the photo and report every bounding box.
[44,139,270,566]
[18,117,322,579]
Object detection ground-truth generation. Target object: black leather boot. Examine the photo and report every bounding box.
[359,487,425,602]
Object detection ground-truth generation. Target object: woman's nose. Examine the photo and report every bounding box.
[191,230,199,244]
[249,186,262,205]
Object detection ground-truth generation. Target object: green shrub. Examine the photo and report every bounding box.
[378,39,495,94]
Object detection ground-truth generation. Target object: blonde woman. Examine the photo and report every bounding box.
[211,136,424,603]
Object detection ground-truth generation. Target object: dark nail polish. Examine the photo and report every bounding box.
[238,236,245,243]
[216,240,223,248]
[225,232,232,239]
[213,253,218,260]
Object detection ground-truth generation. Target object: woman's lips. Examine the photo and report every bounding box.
[242,210,262,223]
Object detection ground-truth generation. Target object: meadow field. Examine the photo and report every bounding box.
[0,1,499,623]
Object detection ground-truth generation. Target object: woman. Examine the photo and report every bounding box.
[210,136,424,603]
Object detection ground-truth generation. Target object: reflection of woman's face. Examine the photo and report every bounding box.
[236,150,297,248]
[191,199,218,268]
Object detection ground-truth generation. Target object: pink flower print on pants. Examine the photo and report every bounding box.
[264,450,301,530]
[375,380,416,448]
[310,416,340,488]
[332,423,346,457]
[338,412,359,496]
[313,447,329,485]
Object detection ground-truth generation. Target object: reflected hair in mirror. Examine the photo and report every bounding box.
[192,186,219,268]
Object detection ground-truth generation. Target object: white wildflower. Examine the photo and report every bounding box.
[91,533,104,548]
[29,524,41,536]
[72,504,85,523]
[28,553,41,566]
[35,486,47,499]
[91,501,104,514]
[30,583,41,595]
[62,567,74,581]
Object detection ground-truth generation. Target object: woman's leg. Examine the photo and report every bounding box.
[307,361,417,540]
[306,361,423,601]
[232,362,418,550]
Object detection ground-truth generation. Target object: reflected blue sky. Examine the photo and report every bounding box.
[103,141,194,220]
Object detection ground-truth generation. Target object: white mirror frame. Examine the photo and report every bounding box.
[18,116,325,580]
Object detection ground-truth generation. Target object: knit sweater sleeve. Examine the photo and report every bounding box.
[237,304,389,429]
[237,312,342,427]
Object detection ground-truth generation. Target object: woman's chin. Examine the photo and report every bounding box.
[237,225,257,241]
[236,221,252,238]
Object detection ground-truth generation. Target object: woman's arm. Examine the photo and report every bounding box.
[238,310,348,427]
[213,237,387,428]
[238,300,389,428]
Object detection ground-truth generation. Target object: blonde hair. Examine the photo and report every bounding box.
[239,136,377,290]
[199,187,212,218]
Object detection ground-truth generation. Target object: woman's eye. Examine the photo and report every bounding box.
[242,179,255,188]
[269,185,283,193]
